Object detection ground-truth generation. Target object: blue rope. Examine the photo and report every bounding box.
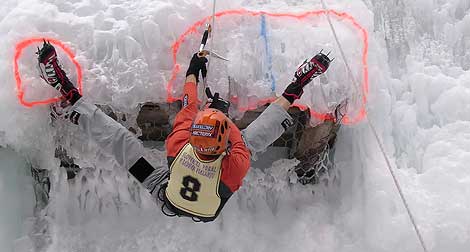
[260,15,276,92]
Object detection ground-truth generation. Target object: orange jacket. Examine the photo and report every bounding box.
[165,81,251,193]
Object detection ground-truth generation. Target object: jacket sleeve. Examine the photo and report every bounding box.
[166,81,200,157]
[220,121,251,192]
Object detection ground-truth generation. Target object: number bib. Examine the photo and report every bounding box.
[166,143,224,218]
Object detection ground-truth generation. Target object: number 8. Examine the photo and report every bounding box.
[180,175,201,201]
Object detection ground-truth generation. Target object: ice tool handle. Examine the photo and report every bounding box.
[198,24,211,54]
[205,87,230,115]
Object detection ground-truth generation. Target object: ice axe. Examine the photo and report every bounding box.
[197,24,229,61]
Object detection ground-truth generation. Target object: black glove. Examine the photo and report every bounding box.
[186,53,208,83]
[206,87,230,115]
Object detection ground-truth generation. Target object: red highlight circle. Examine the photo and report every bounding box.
[14,37,83,108]
[168,9,369,125]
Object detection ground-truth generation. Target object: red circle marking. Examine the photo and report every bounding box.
[14,37,83,108]
[167,9,369,125]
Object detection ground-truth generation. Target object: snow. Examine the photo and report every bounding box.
[0,0,470,251]
[0,148,34,252]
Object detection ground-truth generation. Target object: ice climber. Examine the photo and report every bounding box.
[36,40,332,222]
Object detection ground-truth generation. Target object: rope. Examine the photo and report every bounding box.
[367,121,428,252]
[319,1,428,251]
[320,1,361,104]
[205,0,217,86]
[199,0,217,108]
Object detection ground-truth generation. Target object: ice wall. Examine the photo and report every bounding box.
[0,147,34,252]
[369,0,470,250]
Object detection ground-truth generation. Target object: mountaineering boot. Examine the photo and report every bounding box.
[282,51,332,104]
[37,40,81,105]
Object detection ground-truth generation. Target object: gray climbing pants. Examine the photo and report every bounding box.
[241,103,293,155]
